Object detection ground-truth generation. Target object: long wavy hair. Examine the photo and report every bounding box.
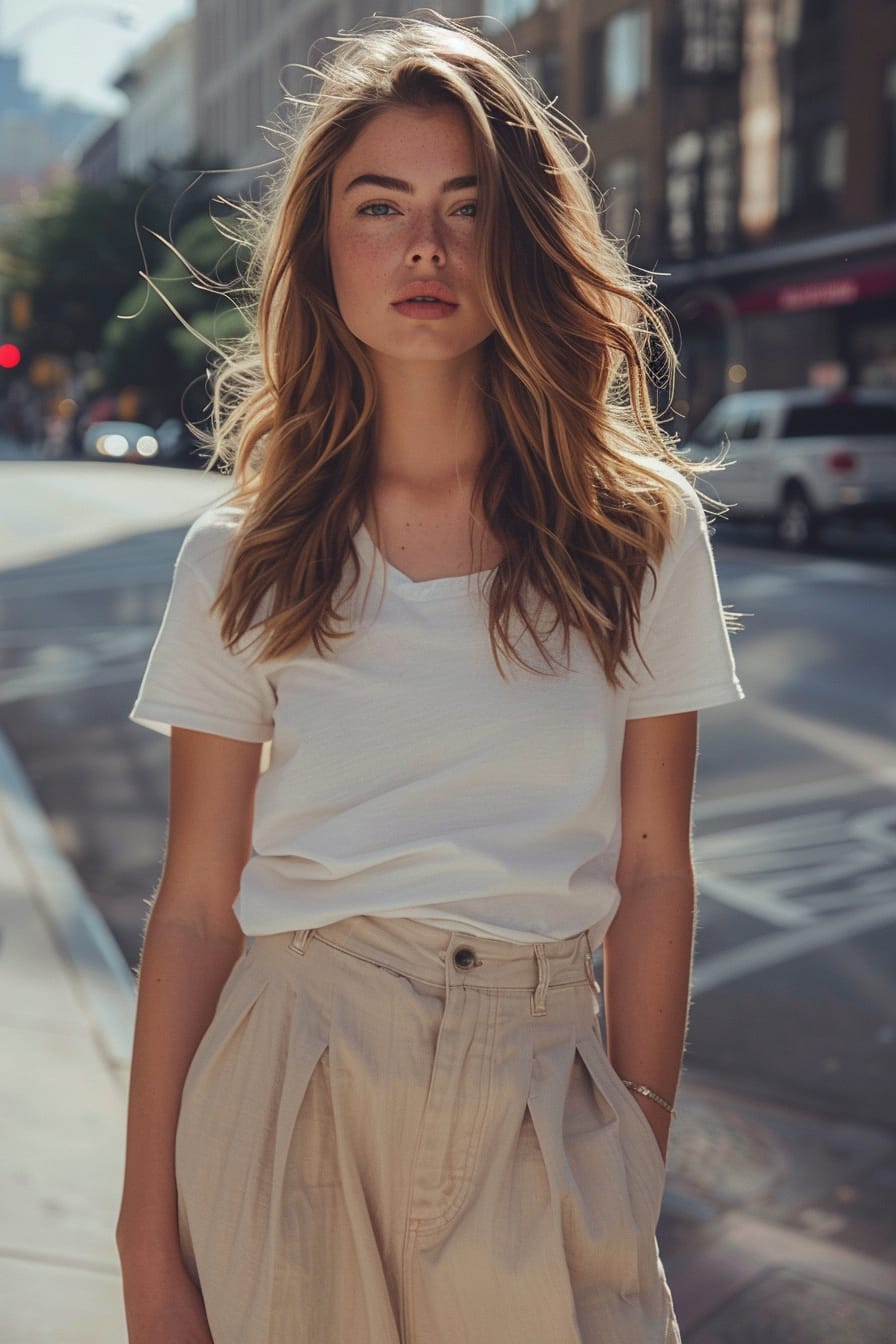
[208,10,694,683]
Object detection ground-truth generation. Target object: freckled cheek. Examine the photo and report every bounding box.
[330,243,391,317]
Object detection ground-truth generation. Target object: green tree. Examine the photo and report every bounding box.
[0,176,171,361]
[103,211,248,419]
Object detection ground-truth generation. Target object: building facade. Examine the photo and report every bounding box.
[114,19,197,178]
[511,0,896,422]
[192,1,548,170]
[75,119,122,189]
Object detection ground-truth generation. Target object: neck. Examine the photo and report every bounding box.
[368,348,490,492]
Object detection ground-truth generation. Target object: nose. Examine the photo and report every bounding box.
[407,210,445,266]
[410,247,443,264]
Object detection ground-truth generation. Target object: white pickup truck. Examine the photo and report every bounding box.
[681,388,896,549]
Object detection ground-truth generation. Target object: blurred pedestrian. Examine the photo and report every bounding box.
[117,13,742,1344]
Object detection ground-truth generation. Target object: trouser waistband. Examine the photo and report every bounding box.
[280,914,601,1018]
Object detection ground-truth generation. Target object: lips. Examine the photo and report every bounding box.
[392,280,458,306]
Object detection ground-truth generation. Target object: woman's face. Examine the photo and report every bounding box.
[326,102,495,368]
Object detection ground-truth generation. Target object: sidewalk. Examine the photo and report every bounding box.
[660,1079,896,1340]
[0,733,133,1344]
[1,731,894,1343]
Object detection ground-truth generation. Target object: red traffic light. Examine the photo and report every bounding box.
[0,343,22,369]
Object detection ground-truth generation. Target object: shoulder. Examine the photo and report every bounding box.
[174,498,246,591]
[627,453,708,556]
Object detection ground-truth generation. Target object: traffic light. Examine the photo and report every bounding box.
[0,343,22,369]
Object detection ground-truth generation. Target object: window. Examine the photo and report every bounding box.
[781,120,845,223]
[584,7,650,119]
[666,130,703,257]
[782,402,896,438]
[484,0,539,25]
[739,412,764,440]
[600,156,644,240]
[705,123,738,252]
[691,400,740,447]
[525,47,563,106]
[604,7,651,114]
[679,0,741,77]
[815,123,846,193]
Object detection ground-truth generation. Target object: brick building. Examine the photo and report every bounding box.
[512,0,896,421]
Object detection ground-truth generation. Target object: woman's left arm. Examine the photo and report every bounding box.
[603,710,699,1161]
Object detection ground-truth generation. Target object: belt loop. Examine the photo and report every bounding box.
[531,943,550,1016]
[289,928,315,955]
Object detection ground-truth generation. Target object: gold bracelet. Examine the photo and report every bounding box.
[622,1080,676,1116]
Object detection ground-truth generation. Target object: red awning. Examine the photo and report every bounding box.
[736,266,896,314]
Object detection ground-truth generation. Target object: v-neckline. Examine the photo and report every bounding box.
[355,523,498,600]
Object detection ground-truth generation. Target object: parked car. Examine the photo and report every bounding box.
[83,420,166,464]
[82,418,204,467]
[681,388,896,549]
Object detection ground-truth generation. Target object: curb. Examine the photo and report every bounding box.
[0,731,135,1071]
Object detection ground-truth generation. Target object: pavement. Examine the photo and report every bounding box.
[1,731,894,1343]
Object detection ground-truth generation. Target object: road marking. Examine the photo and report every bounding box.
[0,561,176,599]
[804,558,896,586]
[694,767,896,821]
[0,628,157,704]
[692,901,896,996]
[719,573,797,601]
[748,701,896,777]
[692,772,896,986]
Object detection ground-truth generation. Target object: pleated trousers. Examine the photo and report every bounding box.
[176,914,681,1343]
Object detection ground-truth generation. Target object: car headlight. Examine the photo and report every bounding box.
[136,435,159,458]
[103,434,129,458]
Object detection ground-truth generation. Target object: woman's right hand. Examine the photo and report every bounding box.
[122,1267,214,1344]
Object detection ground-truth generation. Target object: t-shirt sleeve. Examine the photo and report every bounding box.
[625,488,744,720]
[130,533,276,742]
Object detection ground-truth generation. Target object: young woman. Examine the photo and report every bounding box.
[117,13,742,1344]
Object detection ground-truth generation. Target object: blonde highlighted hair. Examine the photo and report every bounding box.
[209,10,694,683]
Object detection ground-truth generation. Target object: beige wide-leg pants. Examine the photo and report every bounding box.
[176,915,680,1343]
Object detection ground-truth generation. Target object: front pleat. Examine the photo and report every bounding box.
[176,970,273,1306]
[259,989,332,1341]
[177,948,335,1343]
[526,1026,643,1324]
[324,980,404,1343]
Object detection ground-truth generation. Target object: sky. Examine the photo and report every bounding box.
[1,0,193,116]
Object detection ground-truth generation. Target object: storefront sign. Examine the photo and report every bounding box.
[737,267,896,314]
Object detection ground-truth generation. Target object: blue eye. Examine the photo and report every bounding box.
[358,202,396,216]
[456,202,478,218]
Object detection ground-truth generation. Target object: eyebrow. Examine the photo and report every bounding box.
[343,173,478,195]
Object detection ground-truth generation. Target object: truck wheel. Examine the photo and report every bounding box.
[775,486,816,551]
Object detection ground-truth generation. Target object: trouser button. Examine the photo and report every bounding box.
[453,946,476,969]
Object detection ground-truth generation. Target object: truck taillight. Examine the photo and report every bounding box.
[828,450,856,473]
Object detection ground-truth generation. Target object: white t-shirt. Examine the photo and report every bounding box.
[131,467,742,944]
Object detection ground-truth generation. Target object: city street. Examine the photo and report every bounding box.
[2,458,895,1339]
[4,3,896,1338]
[2,461,895,1119]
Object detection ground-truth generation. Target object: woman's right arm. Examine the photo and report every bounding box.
[116,726,264,1342]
